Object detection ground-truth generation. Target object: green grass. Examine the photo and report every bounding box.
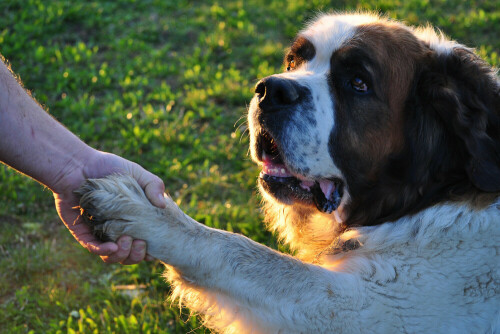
[0,0,498,332]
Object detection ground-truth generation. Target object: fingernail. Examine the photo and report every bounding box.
[158,194,167,207]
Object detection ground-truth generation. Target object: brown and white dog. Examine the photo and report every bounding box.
[78,13,500,333]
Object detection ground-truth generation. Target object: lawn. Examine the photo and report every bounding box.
[0,0,498,332]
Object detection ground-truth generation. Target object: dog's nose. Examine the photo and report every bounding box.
[255,77,300,111]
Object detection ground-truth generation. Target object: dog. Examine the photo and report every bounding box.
[77,12,500,333]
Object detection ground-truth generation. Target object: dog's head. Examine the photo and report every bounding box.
[248,13,500,226]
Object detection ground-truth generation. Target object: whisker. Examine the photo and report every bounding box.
[240,127,250,144]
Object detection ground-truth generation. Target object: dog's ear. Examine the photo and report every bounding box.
[417,47,500,192]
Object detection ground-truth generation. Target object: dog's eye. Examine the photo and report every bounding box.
[286,59,296,71]
[350,77,369,93]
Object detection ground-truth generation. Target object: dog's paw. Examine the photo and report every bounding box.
[75,174,160,242]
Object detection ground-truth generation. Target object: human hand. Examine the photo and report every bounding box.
[52,149,166,264]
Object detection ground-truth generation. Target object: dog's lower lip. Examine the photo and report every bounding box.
[259,169,344,213]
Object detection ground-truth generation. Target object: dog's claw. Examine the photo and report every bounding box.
[75,179,113,241]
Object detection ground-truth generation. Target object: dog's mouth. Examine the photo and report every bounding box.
[256,130,344,214]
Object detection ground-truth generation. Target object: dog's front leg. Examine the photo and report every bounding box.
[77,175,365,334]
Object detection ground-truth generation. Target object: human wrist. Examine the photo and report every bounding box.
[49,144,98,195]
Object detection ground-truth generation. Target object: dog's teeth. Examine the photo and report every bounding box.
[262,162,292,177]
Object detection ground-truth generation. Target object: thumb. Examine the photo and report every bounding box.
[144,179,167,208]
[128,163,167,208]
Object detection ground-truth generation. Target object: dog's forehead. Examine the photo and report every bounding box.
[297,13,460,62]
[298,13,381,62]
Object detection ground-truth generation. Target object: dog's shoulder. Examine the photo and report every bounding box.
[319,200,500,332]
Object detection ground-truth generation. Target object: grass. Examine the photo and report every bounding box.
[0,0,498,332]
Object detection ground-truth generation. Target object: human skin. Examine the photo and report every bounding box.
[0,57,167,264]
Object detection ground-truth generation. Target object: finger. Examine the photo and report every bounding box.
[100,235,133,263]
[85,240,119,256]
[120,239,147,265]
[145,254,156,261]
[144,181,167,209]
[57,210,119,257]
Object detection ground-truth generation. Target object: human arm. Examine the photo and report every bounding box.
[0,57,166,264]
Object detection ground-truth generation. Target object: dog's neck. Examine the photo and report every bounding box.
[263,197,500,263]
[262,201,344,261]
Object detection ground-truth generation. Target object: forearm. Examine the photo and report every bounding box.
[1,59,165,262]
[0,59,93,192]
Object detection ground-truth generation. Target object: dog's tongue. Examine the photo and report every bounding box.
[318,179,335,200]
[293,172,336,204]
[311,180,340,213]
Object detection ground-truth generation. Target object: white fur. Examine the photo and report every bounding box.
[79,174,500,333]
[301,13,379,65]
[412,25,462,55]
